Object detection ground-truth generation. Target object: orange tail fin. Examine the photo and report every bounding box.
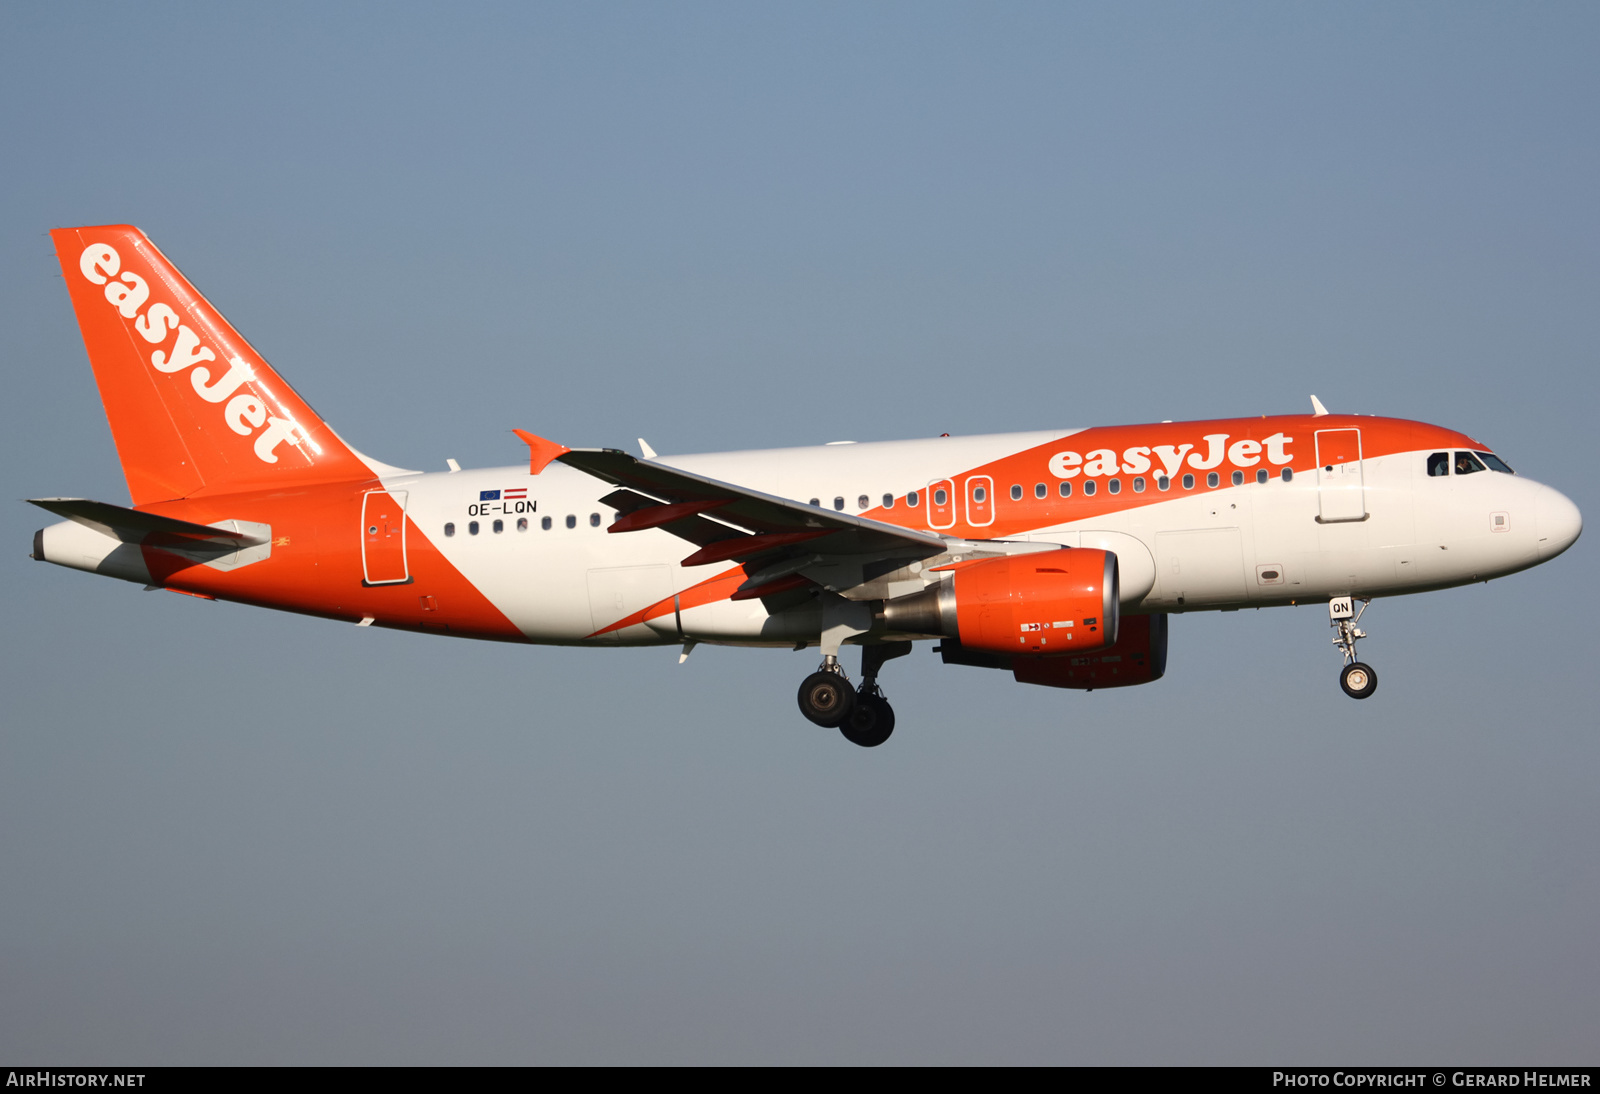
[51,225,372,505]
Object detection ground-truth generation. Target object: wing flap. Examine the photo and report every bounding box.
[597,489,743,548]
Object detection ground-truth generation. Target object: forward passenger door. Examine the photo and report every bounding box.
[1315,429,1366,523]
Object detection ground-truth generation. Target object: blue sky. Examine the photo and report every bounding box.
[2,2,1596,1063]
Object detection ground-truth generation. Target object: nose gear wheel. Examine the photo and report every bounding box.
[1330,597,1378,699]
[1340,662,1377,699]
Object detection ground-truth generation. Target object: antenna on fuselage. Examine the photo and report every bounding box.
[1310,395,1330,416]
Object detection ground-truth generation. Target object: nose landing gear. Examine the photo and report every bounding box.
[797,641,911,746]
[1330,596,1377,699]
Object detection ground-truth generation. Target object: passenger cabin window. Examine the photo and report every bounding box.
[1281,468,1293,482]
[1454,451,1487,476]
[565,514,576,529]
[882,493,895,508]
[1058,482,1072,498]
[1477,451,1515,474]
[858,495,869,510]
[1083,480,1097,496]
[1132,477,1145,493]
[933,488,948,506]
[907,491,920,507]
[444,522,456,537]
[1108,478,1121,494]
[1157,476,1170,491]
[834,497,845,511]
[1232,470,1244,486]
[590,513,601,527]
[1183,474,1195,490]
[972,486,987,503]
[1010,484,1023,501]
[1256,469,1268,484]
[1427,452,1450,477]
[809,498,820,507]
[541,516,552,530]
[469,521,480,535]
[517,517,528,531]
[1206,472,1219,488]
[493,519,504,533]
[1035,483,1047,499]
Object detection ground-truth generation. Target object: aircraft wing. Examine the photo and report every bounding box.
[555,447,948,595]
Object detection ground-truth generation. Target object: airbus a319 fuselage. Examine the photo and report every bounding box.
[31,226,1583,746]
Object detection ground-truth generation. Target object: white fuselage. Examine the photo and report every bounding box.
[388,430,1578,647]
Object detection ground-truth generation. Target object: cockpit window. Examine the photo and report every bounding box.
[1427,452,1449,477]
[1453,451,1486,475]
[1476,451,1515,474]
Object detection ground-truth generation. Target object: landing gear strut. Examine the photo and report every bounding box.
[1330,596,1377,699]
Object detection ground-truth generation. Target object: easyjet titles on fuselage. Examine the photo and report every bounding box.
[1048,432,1295,481]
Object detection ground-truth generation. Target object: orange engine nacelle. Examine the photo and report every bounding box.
[882,548,1119,656]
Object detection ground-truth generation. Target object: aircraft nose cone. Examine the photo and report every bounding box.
[1536,486,1582,560]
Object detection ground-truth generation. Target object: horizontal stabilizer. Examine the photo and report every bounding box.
[27,497,258,545]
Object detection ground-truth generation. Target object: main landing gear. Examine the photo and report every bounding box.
[797,641,912,747]
[798,664,854,727]
[1330,596,1378,700]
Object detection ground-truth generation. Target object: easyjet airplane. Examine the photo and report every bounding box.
[31,226,1584,746]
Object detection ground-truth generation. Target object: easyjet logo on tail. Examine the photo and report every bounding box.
[1048,432,1294,479]
[77,243,307,465]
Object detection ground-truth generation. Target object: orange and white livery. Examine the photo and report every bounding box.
[32,225,1584,746]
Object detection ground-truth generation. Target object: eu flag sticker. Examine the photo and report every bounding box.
[479,489,501,501]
